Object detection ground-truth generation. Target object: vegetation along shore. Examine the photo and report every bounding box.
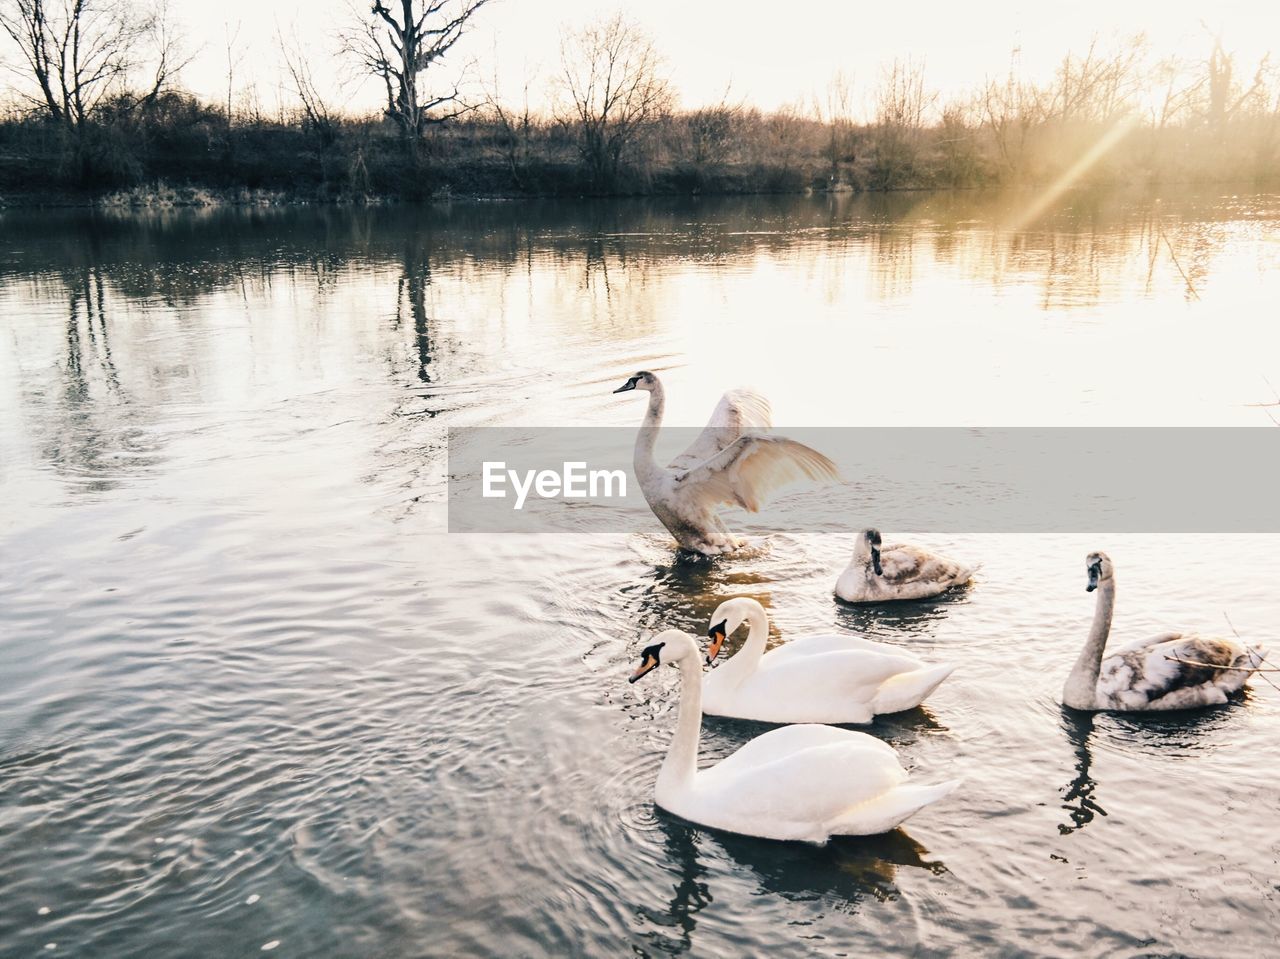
[1,2,1277,207]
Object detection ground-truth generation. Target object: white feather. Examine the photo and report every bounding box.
[616,373,837,555]
[703,598,955,724]
[635,631,959,842]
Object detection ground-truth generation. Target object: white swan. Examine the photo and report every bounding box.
[1063,551,1266,712]
[702,597,955,724]
[612,371,838,555]
[629,630,960,842]
[836,528,974,603]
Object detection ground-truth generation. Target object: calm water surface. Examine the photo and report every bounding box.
[2,192,1280,957]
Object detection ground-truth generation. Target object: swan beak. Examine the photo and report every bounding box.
[706,621,727,665]
[613,378,637,393]
[629,654,659,683]
[871,546,883,576]
[1087,563,1100,592]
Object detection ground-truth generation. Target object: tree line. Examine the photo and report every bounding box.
[1,0,1277,202]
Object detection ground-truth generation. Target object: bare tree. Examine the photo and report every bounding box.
[817,71,855,183]
[1042,35,1146,124]
[278,27,336,145]
[484,61,536,189]
[342,0,491,154]
[681,88,742,176]
[222,20,242,122]
[0,0,154,128]
[136,1,192,108]
[556,13,673,188]
[1204,38,1270,127]
[980,51,1044,177]
[870,57,935,188]
[1149,55,1205,131]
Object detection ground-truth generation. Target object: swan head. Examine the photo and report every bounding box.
[628,630,698,683]
[855,528,884,576]
[612,370,659,394]
[1085,551,1113,592]
[705,596,764,665]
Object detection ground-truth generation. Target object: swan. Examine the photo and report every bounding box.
[1063,551,1266,712]
[629,629,960,842]
[836,528,974,603]
[612,371,838,555]
[702,597,955,724]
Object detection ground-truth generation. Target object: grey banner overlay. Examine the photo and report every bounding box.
[447,428,1280,533]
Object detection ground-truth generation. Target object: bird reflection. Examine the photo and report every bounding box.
[1058,699,1250,835]
[637,808,946,954]
[713,825,946,904]
[832,589,970,641]
[633,817,711,956]
[617,544,778,649]
[1058,708,1105,834]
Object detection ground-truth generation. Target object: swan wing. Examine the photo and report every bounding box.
[1105,630,1183,657]
[673,434,839,513]
[762,633,915,663]
[740,650,927,722]
[667,389,773,471]
[880,544,972,586]
[1100,635,1253,709]
[753,649,924,693]
[699,736,909,828]
[710,723,894,770]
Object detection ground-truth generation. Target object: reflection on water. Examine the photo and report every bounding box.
[2,192,1280,957]
[635,818,713,956]
[638,812,944,957]
[1059,709,1105,834]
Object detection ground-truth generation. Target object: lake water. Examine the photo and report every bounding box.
[2,192,1279,957]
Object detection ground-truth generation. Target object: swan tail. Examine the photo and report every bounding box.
[871,663,956,715]
[1234,643,1267,689]
[827,779,962,837]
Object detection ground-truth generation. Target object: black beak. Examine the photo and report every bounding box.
[1087,564,1100,592]
[613,378,637,393]
[871,546,883,576]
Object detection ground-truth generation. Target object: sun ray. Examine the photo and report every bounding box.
[1008,118,1140,233]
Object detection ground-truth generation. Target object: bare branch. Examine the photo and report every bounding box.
[342,0,491,149]
[555,13,673,187]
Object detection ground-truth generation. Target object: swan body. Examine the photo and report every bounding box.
[1063,551,1266,712]
[629,630,959,842]
[703,598,955,724]
[613,372,838,555]
[836,528,974,603]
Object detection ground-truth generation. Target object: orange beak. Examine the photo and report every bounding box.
[629,655,659,683]
[706,628,727,665]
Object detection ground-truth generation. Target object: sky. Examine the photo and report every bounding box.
[8,0,1280,117]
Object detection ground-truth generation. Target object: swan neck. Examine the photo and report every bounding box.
[716,605,770,684]
[634,386,664,472]
[1065,578,1115,709]
[657,653,701,794]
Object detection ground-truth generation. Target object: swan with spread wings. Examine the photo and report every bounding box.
[612,371,838,555]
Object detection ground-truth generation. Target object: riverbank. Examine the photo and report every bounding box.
[3,93,1277,209]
